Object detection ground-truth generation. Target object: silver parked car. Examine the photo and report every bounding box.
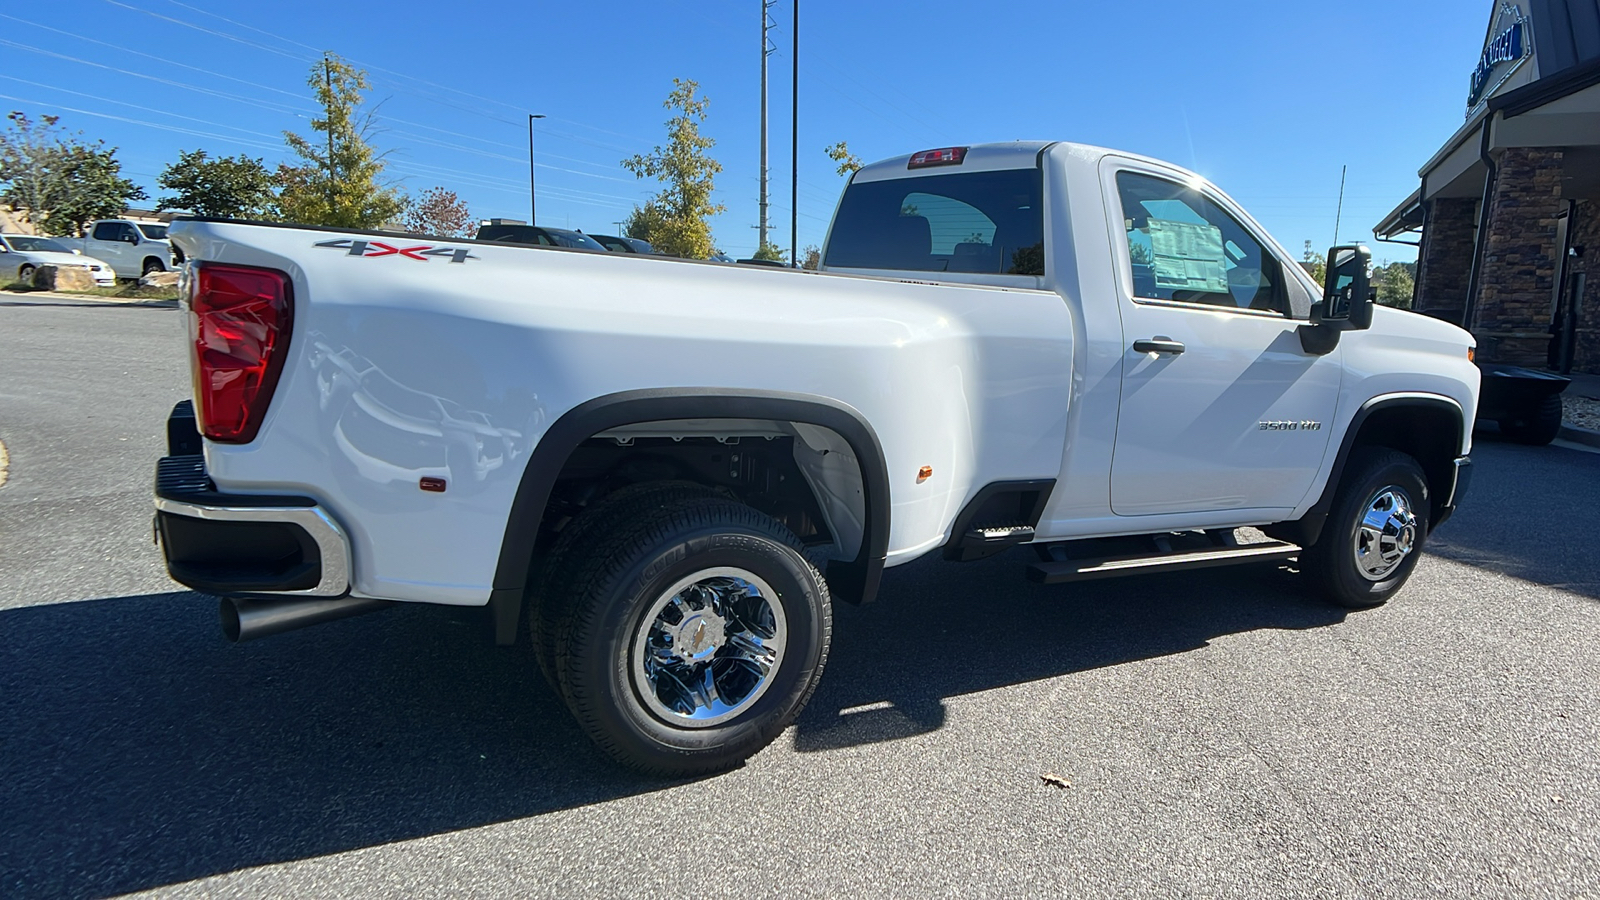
[0,234,116,286]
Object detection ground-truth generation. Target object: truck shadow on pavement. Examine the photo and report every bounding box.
[0,560,1344,898]
[795,558,1341,752]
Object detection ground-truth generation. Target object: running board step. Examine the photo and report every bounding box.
[1026,540,1301,585]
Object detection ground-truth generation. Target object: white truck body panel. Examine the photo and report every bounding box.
[167,141,1479,608]
[182,223,1074,603]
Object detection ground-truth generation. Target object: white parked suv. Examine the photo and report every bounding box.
[0,234,116,286]
[153,142,1479,775]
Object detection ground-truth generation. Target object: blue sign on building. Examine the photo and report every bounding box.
[1469,16,1529,107]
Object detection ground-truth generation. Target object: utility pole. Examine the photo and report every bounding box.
[528,114,546,224]
[759,0,777,252]
[324,55,335,214]
[790,0,798,267]
[613,220,626,237]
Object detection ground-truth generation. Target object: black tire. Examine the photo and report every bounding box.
[1300,448,1430,609]
[141,257,165,275]
[545,493,831,776]
[527,481,722,688]
[1498,394,1563,446]
[17,264,35,284]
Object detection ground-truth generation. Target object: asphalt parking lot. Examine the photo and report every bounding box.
[2,296,1598,899]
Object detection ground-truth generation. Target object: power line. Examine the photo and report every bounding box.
[0,12,318,109]
[0,76,285,142]
[0,39,310,117]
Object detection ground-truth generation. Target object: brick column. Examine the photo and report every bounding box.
[1472,147,1565,365]
[1414,197,1478,323]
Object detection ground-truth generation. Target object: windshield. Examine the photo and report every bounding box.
[824,168,1044,275]
[136,224,169,240]
[5,236,71,253]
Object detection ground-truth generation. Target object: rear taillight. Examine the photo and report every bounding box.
[908,147,967,169]
[187,263,293,444]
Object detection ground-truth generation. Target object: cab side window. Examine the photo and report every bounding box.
[92,222,119,241]
[1115,172,1284,314]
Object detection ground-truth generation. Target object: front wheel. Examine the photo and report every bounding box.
[141,257,166,275]
[1300,448,1430,609]
[17,264,36,284]
[545,493,831,776]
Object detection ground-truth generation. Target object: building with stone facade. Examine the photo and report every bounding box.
[1376,0,1600,374]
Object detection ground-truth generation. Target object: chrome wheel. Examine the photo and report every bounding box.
[1353,486,1417,581]
[630,567,786,728]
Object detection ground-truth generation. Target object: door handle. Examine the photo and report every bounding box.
[1132,337,1186,355]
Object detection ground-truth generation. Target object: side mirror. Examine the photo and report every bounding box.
[1300,244,1372,355]
[124,233,140,245]
[1316,245,1372,328]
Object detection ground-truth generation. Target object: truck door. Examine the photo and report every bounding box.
[1103,162,1340,517]
[88,221,132,274]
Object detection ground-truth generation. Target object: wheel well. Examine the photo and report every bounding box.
[1266,398,1462,548]
[537,421,863,563]
[488,390,890,633]
[1347,404,1460,524]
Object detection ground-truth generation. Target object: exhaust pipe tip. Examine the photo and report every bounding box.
[220,596,244,643]
[220,595,392,642]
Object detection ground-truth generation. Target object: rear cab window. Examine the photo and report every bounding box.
[825,169,1044,276]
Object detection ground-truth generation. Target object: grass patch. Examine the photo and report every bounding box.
[2,279,178,301]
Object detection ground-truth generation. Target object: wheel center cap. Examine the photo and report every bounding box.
[667,611,727,664]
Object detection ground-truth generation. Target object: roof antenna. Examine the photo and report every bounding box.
[1333,164,1347,245]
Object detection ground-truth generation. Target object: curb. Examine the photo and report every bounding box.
[1558,424,1600,449]
[2,289,177,305]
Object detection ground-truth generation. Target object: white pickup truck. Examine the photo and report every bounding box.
[61,219,179,279]
[154,142,1479,775]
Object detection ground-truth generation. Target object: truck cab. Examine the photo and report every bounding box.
[823,142,1476,550]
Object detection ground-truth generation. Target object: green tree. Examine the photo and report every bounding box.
[403,186,474,237]
[1373,261,1415,309]
[275,54,405,228]
[620,79,725,259]
[800,244,821,270]
[157,149,274,218]
[825,141,862,176]
[623,202,667,243]
[751,239,786,262]
[0,111,145,236]
[1300,241,1327,285]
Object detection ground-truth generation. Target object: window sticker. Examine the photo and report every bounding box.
[1148,218,1229,293]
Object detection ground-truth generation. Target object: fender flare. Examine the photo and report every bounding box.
[488,388,891,622]
[1275,392,1465,547]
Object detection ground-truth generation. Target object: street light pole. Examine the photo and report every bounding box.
[528,114,546,224]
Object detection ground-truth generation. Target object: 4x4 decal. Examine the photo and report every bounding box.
[314,238,478,264]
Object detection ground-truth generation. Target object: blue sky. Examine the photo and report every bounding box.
[1,1,1490,263]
